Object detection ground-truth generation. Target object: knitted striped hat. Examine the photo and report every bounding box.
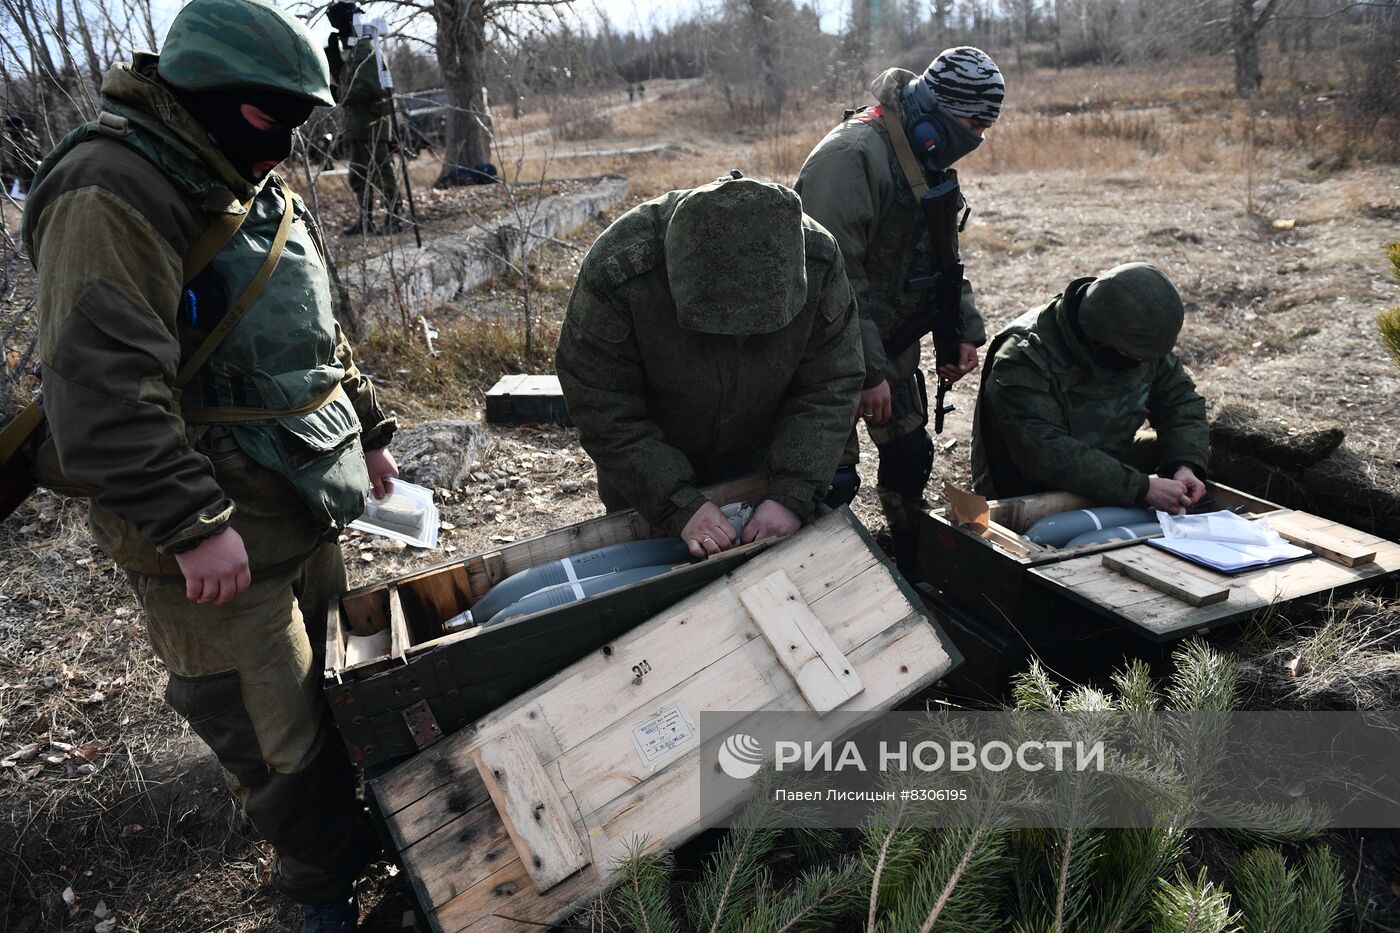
[923,47,1004,124]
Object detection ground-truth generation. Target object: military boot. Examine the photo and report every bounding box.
[341,215,373,237]
[377,207,404,236]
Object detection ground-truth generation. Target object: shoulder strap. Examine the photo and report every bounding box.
[0,400,43,465]
[880,109,929,199]
[175,177,295,389]
[182,198,255,285]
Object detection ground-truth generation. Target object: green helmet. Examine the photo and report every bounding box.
[157,0,334,107]
[1078,262,1185,360]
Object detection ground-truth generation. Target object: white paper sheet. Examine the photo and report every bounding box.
[1149,537,1311,573]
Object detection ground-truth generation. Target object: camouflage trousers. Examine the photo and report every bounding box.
[347,125,398,219]
[841,369,931,534]
[130,541,377,904]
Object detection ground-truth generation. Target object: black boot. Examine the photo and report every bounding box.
[341,215,373,237]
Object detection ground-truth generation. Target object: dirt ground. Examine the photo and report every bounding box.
[2,60,1398,932]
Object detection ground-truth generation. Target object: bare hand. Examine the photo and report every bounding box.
[681,501,738,558]
[176,528,251,606]
[936,342,980,384]
[1144,477,1192,514]
[1173,466,1206,507]
[860,380,893,424]
[741,500,801,544]
[365,446,399,499]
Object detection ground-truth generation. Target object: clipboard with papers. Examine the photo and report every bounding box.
[1148,536,1312,573]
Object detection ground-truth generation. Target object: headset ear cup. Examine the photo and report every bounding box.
[908,118,943,160]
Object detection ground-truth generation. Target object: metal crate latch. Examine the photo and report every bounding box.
[402,699,443,751]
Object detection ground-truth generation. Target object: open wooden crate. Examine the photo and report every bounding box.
[366,507,961,932]
[325,477,775,768]
[920,481,1400,645]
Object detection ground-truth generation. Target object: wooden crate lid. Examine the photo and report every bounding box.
[367,507,960,933]
[1030,510,1400,641]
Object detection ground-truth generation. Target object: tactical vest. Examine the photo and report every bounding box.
[29,104,369,532]
[848,106,965,339]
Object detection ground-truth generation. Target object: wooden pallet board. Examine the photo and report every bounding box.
[1031,517,1400,639]
[368,508,959,932]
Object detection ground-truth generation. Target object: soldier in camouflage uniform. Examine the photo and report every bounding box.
[21,0,395,928]
[325,1,398,236]
[796,47,1003,577]
[556,175,863,557]
[971,263,1210,514]
[2,112,41,196]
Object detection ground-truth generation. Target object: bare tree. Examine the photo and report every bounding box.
[747,0,784,117]
[1230,0,1283,96]
[423,0,570,187]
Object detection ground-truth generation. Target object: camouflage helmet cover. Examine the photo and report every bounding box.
[664,176,807,336]
[1078,262,1185,360]
[157,0,335,106]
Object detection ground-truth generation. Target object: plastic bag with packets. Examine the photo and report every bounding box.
[349,478,440,549]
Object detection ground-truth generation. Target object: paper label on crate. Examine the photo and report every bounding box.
[631,702,698,770]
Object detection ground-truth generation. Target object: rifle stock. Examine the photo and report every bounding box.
[878,177,966,434]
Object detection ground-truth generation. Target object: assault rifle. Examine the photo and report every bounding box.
[880,176,967,435]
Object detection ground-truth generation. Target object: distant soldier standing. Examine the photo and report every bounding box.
[556,175,863,556]
[22,0,396,927]
[796,47,1003,577]
[2,112,41,197]
[971,262,1210,514]
[325,1,399,236]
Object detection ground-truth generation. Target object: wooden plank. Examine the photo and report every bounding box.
[1102,549,1230,607]
[389,588,411,661]
[738,569,864,713]
[394,577,931,916]
[471,726,590,893]
[1268,514,1376,567]
[987,491,1095,533]
[400,565,476,627]
[421,615,945,933]
[497,511,644,578]
[373,511,885,817]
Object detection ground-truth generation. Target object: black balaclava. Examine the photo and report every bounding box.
[177,88,314,182]
[899,80,984,173]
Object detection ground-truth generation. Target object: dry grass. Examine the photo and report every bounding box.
[1235,595,1400,711]
[4,50,1400,933]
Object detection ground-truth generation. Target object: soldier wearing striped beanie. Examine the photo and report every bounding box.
[795,46,1005,579]
[902,46,1004,171]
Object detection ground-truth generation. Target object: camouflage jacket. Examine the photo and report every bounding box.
[970,281,1209,506]
[555,189,863,535]
[334,35,390,141]
[22,55,394,575]
[795,68,986,390]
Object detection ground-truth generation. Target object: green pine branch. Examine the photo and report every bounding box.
[1149,867,1239,933]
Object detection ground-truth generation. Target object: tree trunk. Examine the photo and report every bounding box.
[431,0,492,183]
[1231,0,1263,96]
[1232,0,1282,97]
[748,0,784,117]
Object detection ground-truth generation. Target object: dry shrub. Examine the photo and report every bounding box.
[551,108,615,143]
[1236,596,1400,711]
[358,311,561,406]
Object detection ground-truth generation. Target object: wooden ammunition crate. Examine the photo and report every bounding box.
[367,507,961,932]
[325,477,774,768]
[919,482,1400,647]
